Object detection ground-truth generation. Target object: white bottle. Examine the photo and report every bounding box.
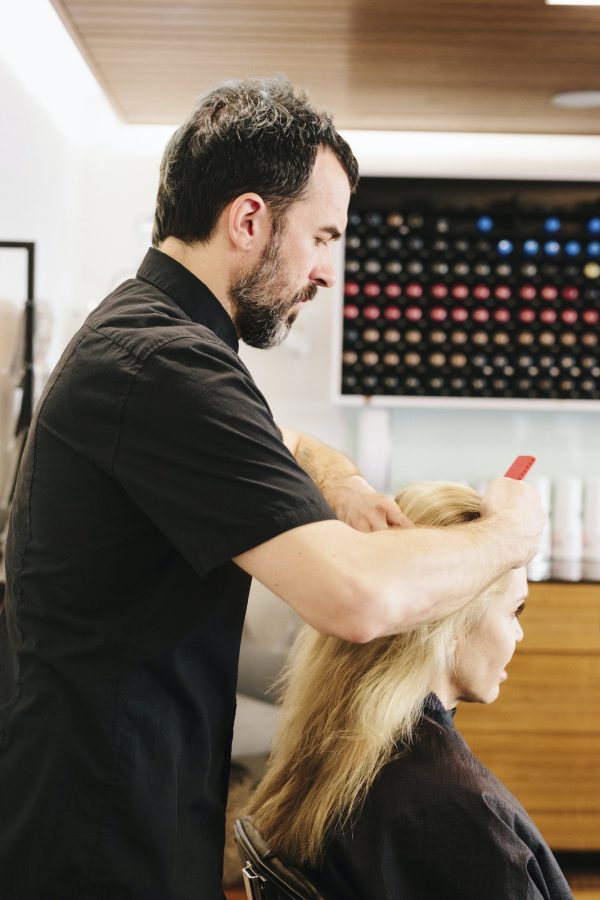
[527,476,552,582]
[552,477,583,582]
[583,479,600,582]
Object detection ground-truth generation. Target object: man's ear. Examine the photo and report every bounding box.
[228,193,269,251]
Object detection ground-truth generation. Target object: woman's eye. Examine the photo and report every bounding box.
[316,237,327,247]
[515,602,526,618]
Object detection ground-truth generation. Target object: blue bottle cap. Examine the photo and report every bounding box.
[587,241,600,256]
[544,217,561,233]
[497,239,513,255]
[476,215,494,232]
[565,240,581,256]
[544,240,560,256]
[523,239,539,255]
[587,217,600,234]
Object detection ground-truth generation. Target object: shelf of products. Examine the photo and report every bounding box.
[338,177,600,409]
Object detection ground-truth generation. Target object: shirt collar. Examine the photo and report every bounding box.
[136,247,239,352]
[423,692,457,729]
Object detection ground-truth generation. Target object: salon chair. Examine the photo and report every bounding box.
[234,816,325,900]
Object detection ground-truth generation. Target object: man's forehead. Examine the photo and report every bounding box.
[301,151,351,222]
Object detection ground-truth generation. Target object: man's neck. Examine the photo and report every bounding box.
[157,237,234,319]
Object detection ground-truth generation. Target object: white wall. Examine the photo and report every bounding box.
[0,60,80,376]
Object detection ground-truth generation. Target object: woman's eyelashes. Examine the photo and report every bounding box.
[514,601,527,618]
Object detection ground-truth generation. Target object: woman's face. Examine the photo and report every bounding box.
[448,567,528,705]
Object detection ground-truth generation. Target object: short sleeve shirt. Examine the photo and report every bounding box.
[0,248,335,900]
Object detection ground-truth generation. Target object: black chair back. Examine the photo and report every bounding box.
[233,816,325,900]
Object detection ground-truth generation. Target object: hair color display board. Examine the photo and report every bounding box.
[336,177,600,409]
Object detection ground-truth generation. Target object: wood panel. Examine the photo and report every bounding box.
[523,582,600,652]
[457,653,600,733]
[50,0,600,132]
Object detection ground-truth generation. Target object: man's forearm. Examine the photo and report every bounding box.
[357,516,521,635]
[280,426,359,491]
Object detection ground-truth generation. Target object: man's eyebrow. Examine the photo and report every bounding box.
[319,226,342,241]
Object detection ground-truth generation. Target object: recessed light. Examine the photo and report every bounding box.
[552,90,600,108]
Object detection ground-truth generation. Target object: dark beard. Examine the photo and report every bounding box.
[229,225,317,349]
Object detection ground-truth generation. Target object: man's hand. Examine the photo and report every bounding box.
[278,426,412,532]
[480,477,545,567]
[321,474,413,532]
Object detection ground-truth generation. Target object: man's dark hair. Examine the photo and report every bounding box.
[152,76,359,246]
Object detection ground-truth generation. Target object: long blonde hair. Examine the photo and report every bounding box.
[247,481,505,866]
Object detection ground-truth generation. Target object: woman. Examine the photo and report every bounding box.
[247,482,572,899]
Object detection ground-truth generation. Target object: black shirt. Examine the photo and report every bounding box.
[0,248,335,900]
[306,698,573,900]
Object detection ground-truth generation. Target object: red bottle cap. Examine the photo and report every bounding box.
[384,283,402,298]
[450,307,468,322]
[561,308,578,324]
[363,282,381,298]
[541,285,558,301]
[430,306,448,322]
[518,308,536,323]
[384,306,402,321]
[431,283,448,299]
[561,286,579,302]
[519,284,536,301]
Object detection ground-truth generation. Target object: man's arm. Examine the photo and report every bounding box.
[234,476,544,643]
[278,425,412,531]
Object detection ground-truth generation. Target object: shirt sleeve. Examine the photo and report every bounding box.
[112,334,336,577]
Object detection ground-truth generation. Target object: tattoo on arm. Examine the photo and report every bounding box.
[298,444,322,486]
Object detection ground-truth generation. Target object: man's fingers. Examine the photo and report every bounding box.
[361,498,415,532]
[380,498,414,529]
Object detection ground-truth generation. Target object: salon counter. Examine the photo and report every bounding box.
[457,581,600,850]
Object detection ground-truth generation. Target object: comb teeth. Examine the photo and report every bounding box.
[504,455,536,480]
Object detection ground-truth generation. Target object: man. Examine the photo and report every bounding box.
[0,78,544,899]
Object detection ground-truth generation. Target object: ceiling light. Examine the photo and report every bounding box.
[546,1,600,6]
[552,90,600,108]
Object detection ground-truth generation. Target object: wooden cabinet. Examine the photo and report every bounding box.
[456,582,600,850]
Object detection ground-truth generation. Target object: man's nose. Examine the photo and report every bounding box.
[311,252,336,289]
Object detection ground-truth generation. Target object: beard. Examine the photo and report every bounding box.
[229,222,318,349]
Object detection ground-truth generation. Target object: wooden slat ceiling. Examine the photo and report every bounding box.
[50,0,600,133]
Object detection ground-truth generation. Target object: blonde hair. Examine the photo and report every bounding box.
[248,481,506,866]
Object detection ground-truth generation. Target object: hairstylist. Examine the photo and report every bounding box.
[0,77,544,900]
